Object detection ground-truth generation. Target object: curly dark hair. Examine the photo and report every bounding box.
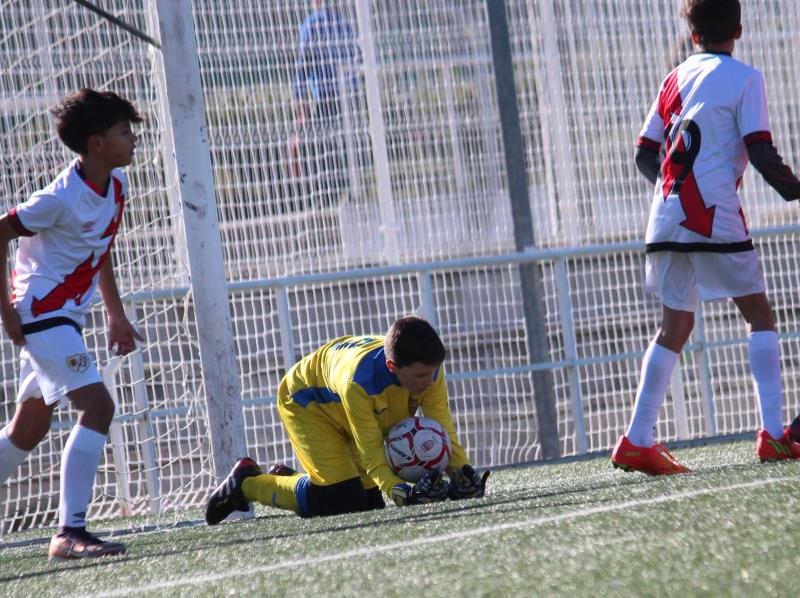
[384,316,446,368]
[681,0,741,45]
[50,88,142,155]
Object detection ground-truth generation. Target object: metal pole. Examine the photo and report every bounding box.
[694,305,717,436]
[354,0,399,263]
[670,363,691,440]
[443,66,467,197]
[555,258,587,454]
[486,0,560,459]
[418,271,438,329]
[147,1,190,288]
[152,0,248,481]
[123,302,162,514]
[276,287,296,372]
[101,358,133,518]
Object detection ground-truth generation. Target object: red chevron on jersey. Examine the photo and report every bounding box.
[676,171,715,237]
[666,122,715,238]
[31,255,95,317]
[639,53,770,248]
[9,160,128,327]
[656,69,681,131]
[658,70,715,238]
[30,177,125,317]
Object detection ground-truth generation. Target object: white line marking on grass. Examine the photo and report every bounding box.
[88,475,799,597]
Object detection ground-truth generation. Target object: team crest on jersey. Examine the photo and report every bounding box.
[81,221,96,232]
[66,353,90,373]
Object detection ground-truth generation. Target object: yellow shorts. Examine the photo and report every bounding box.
[277,377,376,489]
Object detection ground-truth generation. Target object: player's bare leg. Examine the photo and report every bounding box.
[7,396,56,449]
[69,382,115,435]
[732,292,775,332]
[654,305,695,353]
[48,383,125,562]
[0,397,54,485]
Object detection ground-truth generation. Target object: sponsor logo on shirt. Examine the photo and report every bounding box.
[66,353,91,373]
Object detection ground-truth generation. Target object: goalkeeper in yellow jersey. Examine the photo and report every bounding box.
[205,316,489,522]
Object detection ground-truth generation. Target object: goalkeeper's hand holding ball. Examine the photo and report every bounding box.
[391,469,448,506]
[447,464,490,500]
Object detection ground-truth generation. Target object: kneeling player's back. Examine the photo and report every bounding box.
[285,335,384,395]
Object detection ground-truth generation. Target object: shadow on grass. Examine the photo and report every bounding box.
[1,455,791,584]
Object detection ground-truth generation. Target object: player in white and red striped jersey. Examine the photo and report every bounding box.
[9,160,127,329]
[0,89,143,560]
[612,0,800,475]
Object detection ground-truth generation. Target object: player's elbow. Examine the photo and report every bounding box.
[634,145,661,186]
[0,216,21,245]
[748,142,800,201]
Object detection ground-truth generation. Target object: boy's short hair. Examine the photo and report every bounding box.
[50,88,143,155]
[384,316,446,368]
[681,0,741,44]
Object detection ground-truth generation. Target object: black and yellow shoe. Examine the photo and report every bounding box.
[205,457,262,525]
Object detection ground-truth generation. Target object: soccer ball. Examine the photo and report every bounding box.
[384,416,451,482]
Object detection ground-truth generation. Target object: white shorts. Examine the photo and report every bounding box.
[645,250,766,312]
[17,324,102,406]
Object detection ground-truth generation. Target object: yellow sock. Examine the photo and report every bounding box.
[242,473,304,513]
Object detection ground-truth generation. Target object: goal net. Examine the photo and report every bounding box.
[0,0,212,532]
[1,0,799,534]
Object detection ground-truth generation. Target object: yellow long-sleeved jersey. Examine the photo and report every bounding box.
[279,335,469,494]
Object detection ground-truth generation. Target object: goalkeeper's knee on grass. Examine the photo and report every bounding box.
[301,477,385,516]
[241,472,386,517]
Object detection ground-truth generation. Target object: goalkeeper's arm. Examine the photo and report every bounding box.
[447,464,490,500]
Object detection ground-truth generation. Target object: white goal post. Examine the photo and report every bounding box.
[1,0,800,535]
[151,0,248,485]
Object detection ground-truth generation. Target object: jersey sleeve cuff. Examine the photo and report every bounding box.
[743,131,773,146]
[636,136,661,152]
[6,208,35,237]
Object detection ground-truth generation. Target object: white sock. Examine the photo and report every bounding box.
[59,425,107,529]
[0,426,30,485]
[626,342,680,447]
[748,330,783,439]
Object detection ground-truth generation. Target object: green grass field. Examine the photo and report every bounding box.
[2,440,799,597]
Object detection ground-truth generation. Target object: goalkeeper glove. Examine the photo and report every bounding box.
[391,469,448,506]
[447,464,490,500]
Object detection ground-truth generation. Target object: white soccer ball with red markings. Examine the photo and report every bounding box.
[384,416,451,482]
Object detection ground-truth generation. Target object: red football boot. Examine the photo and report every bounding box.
[756,429,800,462]
[611,435,689,475]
